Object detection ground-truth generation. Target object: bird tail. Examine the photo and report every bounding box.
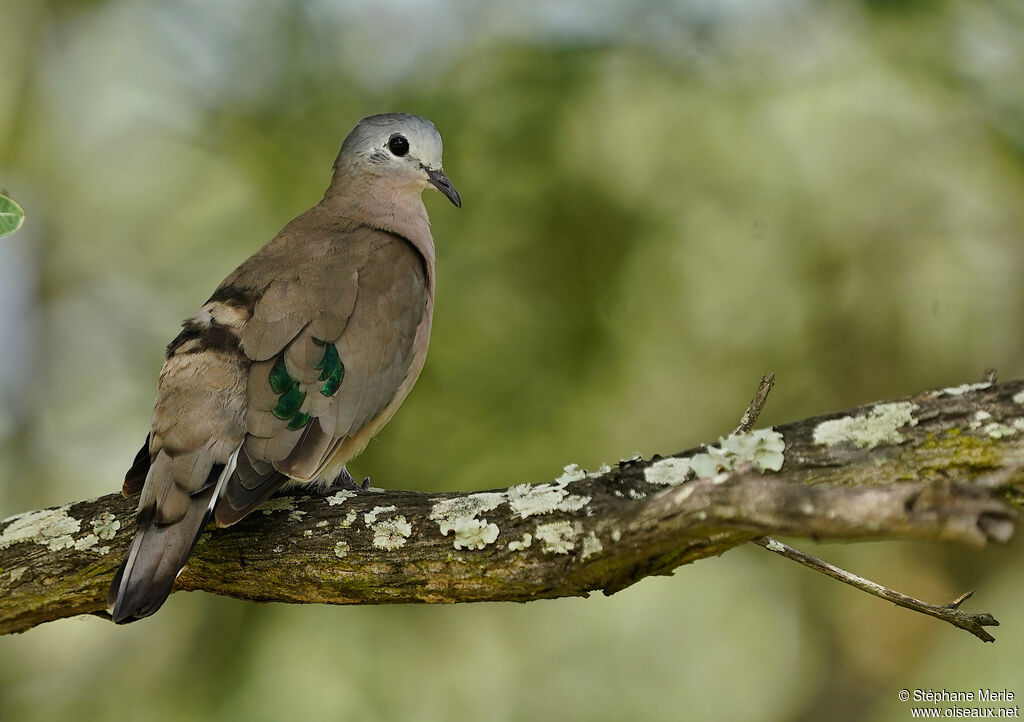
[108,449,238,623]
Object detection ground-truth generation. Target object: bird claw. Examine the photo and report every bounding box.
[296,468,370,497]
[333,467,371,492]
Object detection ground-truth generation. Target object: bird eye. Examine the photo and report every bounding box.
[387,134,410,157]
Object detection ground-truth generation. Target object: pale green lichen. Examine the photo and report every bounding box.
[372,516,411,550]
[8,567,27,582]
[587,464,613,478]
[364,505,397,525]
[288,510,306,522]
[507,533,533,551]
[326,490,357,506]
[689,447,731,479]
[91,512,120,540]
[535,520,581,554]
[554,464,587,484]
[980,419,1024,440]
[690,428,786,478]
[812,402,918,449]
[644,457,692,486]
[610,529,622,542]
[429,492,506,535]
[431,494,503,549]
[74,533,99,551]
[964,410,1024,439]
[81,536,111,553]
[47,535,74,551]
[507,483,590,519]
[766,539,785,552]
[1014,391,1024,405]
[0,507,81,551]
[580,531,603,560]
[334,541,349,558]
[302,529,313,537]
[451,517,499,550]
[970,410,992,428]
[941,382,991,396]
[339,511,358,528]
[315,520,329,528]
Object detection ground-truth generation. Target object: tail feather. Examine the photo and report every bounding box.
[108,449,239,623]
[214,448,288,527]
[122,434,151,496]
[108,494,212,623]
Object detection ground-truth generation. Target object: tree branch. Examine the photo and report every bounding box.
[727,373,1004,642]
[751,537,1000,642]
[2,379,1022,636]
[733,372,775,435]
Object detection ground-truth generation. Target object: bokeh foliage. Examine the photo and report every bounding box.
[1,1,1023,720]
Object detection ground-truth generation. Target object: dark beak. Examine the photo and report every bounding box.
[425,167,462,208]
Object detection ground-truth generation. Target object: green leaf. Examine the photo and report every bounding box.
[0,194,25,238]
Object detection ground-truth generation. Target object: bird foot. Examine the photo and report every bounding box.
[328,468,370,493]
[277,469,371,498]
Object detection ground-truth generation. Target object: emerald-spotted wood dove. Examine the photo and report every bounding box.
[109,113,460,623]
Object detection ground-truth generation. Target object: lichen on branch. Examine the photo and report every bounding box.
[1,379,1022,637]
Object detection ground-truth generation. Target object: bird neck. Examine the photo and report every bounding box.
[321,175,435,268]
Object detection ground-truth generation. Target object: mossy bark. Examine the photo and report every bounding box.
[1,380,1021,635]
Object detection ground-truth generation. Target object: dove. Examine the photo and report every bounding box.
[108,113,460,623]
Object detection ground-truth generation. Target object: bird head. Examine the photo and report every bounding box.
[335,113,461,208]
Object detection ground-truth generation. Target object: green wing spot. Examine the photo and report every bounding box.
[314,342,344,396]
[273,386,307,420]
[269,356,296,395]
[269,343,336,424]
[320,362,344,397]
[315,343,339,379]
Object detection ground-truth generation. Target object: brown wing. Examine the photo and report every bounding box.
[214,227,428,524]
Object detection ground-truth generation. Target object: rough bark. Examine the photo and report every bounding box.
[2,379,1022,636]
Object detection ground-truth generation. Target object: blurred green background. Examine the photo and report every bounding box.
[2,0,1023,720]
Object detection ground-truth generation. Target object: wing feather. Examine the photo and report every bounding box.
[216,226,428,521]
